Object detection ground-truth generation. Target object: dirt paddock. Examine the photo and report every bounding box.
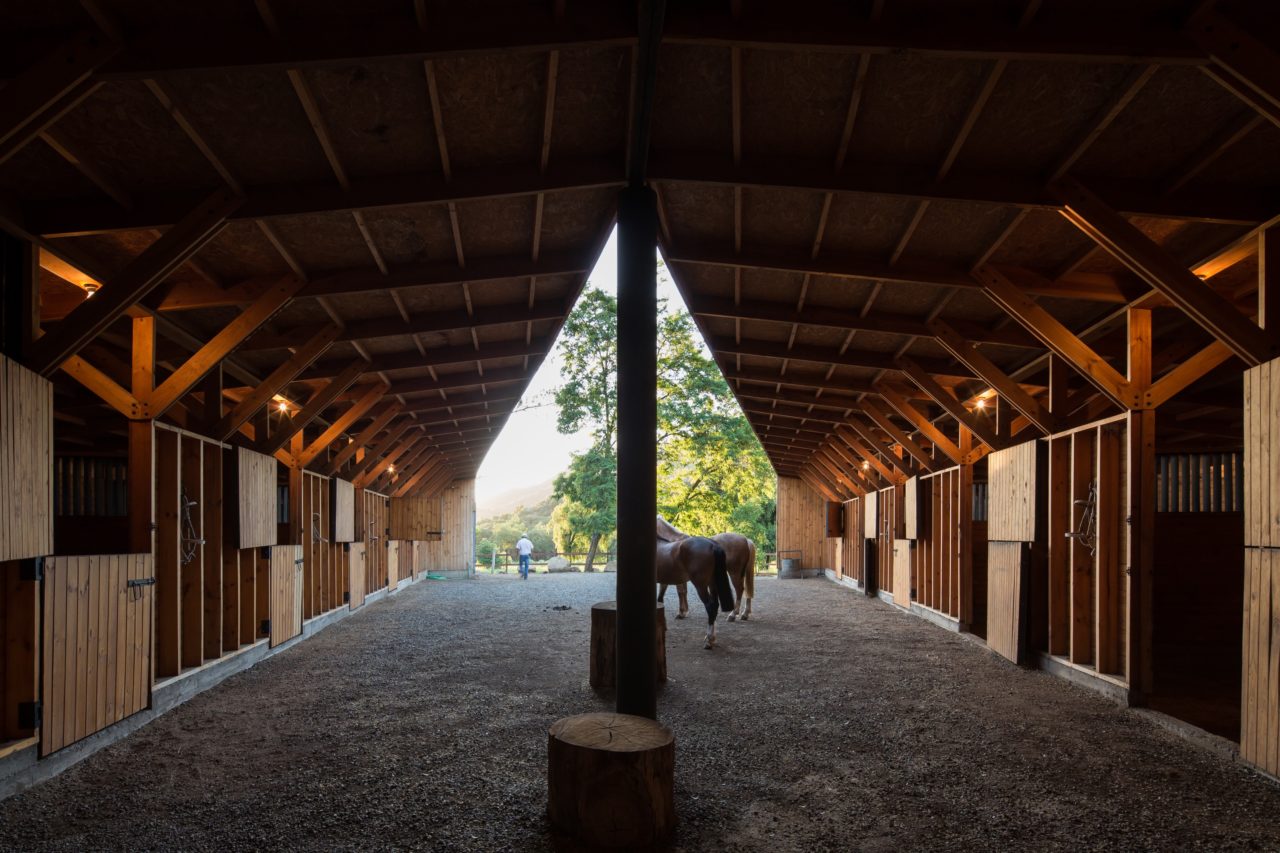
[1,574,1278,851]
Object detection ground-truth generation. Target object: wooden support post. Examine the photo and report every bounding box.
[1047,353,1069,414]
[1127,408,1155,703]
[589,601,667,692]
[288,433,304,545]
[200,363,223,427]
[1262,226,1278,332]
[616,185,658,720]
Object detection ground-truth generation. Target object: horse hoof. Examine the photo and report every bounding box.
[704,642,713,650]
[741,615,749,621]
[728,614,737,622]
[676,613,685,620]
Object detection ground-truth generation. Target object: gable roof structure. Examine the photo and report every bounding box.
[2,0,1277,496]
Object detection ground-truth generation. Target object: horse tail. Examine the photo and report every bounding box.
[745,539,756,599]
[713,543,734,612]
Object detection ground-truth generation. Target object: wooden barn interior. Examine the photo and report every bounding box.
[1,0,1280,811]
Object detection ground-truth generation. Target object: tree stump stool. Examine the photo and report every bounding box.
[547,712,676,849]
[589,601,666,692]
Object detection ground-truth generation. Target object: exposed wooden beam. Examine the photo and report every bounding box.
[874,382,963,464]
[212,324,340,441]
[860,398,938,472]
[1144,341,1235,409]
[928,319,1059,434]
[975,264,1137,408]
[296,381,389,469]
[845,417,914,477]
[25,189,241,376]
[346,419,414,483]
[145,275,302,417]
[669,244,1134,302]
[690,293,1036,348]
[1053,177,1277,366]
[256,359,368,455]
[242,298,567,351]
[710,334,974,381]
[28,158,622,237]
[1188,5,1280,129]
[59,355,141,419]
[896,356,1006,449]
[322,403,402,476]
[835,428,906,486]
[0,31,118,163]
[355,435,422,489]
[661,7,1203,64]
[651,150,1271,226]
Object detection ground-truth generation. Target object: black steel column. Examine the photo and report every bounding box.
[615,186,658,720]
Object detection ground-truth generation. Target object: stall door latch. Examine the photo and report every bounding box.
[126,577,157,588]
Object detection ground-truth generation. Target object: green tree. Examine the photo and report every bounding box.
[549,269,776,566]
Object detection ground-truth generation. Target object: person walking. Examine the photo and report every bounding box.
[516,533,534,580]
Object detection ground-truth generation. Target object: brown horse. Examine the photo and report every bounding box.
[656,516,756,621]
[655,534,734,649]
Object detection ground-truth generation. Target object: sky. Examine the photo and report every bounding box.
[473,227,690,512]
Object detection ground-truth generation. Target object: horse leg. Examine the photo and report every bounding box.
[657,582,667,604]
[700,585,719,649]
[676,582,688,619]
[728,569,744,622]
[742,591,752,621]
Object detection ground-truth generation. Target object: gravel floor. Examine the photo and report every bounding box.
[1,573,1279,852]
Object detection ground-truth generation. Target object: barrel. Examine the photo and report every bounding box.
[779,557,802,578]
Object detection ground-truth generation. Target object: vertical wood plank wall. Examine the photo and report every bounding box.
[777,476,827,568]
[421,480,475,573]
[390,495,443,540]
[1044,419,1128,679]
[0,353,53,562]
[40,554,153,755]
[876,485,903,596]
[387,541,401,588]
[267,545,303,647]
[1243,359,1280,776]
[360,490,390,590]
[912,467,970,622]
[153,426,225,679]
[840,498,864,585]
[300,471,345,620]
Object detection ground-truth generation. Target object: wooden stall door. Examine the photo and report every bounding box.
[266,545,303,647]
[387,541,401,589]
[41,554,154,756]
[987,542,1026,663]
[892,540,911,608]
[348,544,367,609]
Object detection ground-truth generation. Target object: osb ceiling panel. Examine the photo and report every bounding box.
[651,43,732,152]
[432,52,546,170]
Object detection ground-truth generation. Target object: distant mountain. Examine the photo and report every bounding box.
[478,479,556,520]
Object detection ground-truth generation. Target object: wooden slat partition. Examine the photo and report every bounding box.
[348,543,366,609]
[359,489,390,591]
[912,466,970,621]
[228,446,277,549]
[40,554,153,755]
[331,478,355,542]
[839,499,865,585]
[989,441,1037,542]
[153,425,225,678]
[389,494,442,540]
[300,471,344,620]
[904,477,920,540]
[874,485,903,595]
[266,545,302,647]
[0,353,53,562]
[1242,358,1280,776]
[777,476,828,569]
